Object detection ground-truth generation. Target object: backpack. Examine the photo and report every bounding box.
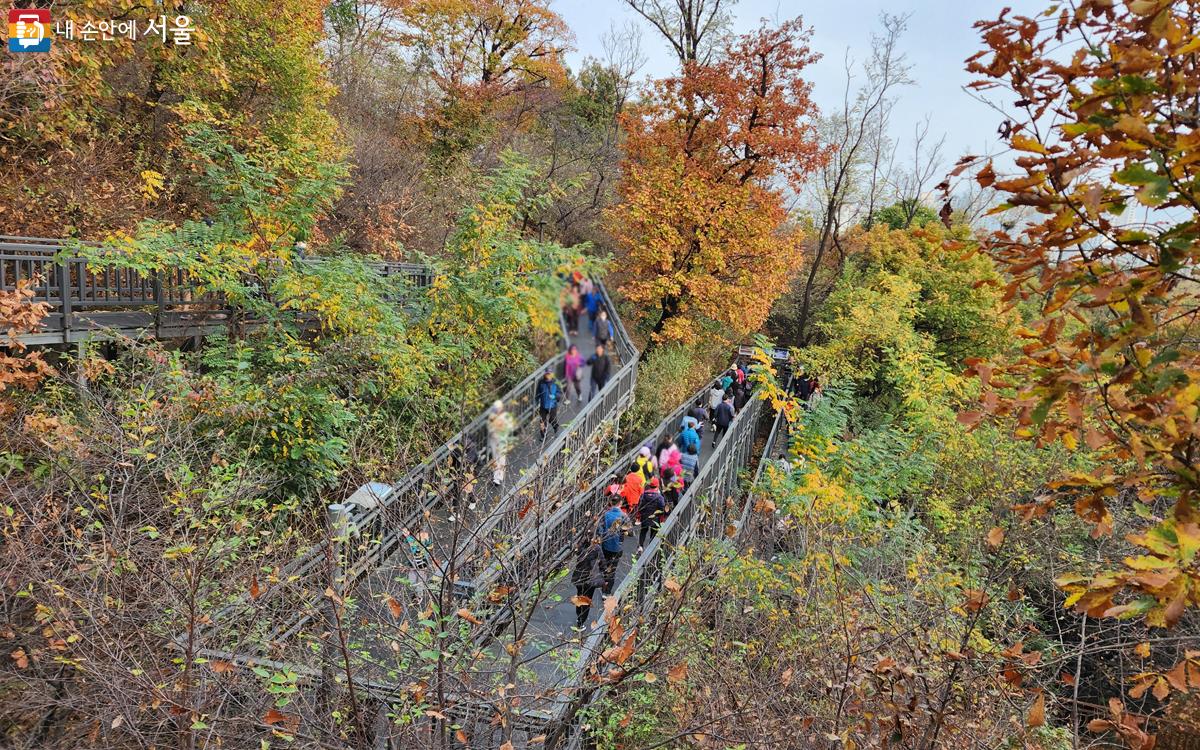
[598,508,626,552]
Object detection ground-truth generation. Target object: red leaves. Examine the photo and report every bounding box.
[610,18,825,346]
[967,0,1200,632]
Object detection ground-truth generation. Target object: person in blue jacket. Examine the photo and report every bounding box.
[583,288,601,336]
[597,486,630,594]
[536,370,561,440]
[676,421,701,456]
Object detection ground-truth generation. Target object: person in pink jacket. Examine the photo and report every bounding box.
[564,344,584,404]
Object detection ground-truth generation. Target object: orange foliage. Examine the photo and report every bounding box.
[963,0,1200,634]
[0,280,52,416]
[608,19,827,346]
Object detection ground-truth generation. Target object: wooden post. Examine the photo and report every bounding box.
[58,259,72,344]
[152,270,164,339]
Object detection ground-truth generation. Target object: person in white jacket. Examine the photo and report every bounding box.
[487,400,514,486]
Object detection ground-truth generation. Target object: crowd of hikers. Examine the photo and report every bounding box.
[570,362,754,629]
[483,274,618,483]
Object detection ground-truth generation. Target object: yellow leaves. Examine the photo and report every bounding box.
[139,170,165,200]
[1010,134,1047,154]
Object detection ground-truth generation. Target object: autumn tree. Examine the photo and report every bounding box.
[963,0,1200,659]
[792,13,913,345]
[609,18,827,348]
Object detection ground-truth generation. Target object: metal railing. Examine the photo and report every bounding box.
[198,279,639,650]
[734,373,793,542]
[544,391,767,748]
[0,236,432,344]
[467,376,720,623]
[453,280,640,584]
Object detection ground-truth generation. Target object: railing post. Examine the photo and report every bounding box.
[58,259,72,344]
[152,270,164,338]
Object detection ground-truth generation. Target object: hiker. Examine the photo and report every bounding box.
[564,344,585,404]
[663,463,685,507]
[657,435,681,473]
[656,434,675,469]
[794,370,814,402]
[583,287,601,336]
[676,419,701,457]
[720,369,734,394]
[707,380,724,427]
[587,343,611,401]
[571,536,606,628]
[634,446,656,483]
[563,282,582,336]
[680,442,700,483]
[734,376,752,410]
[536,370,561,440]
[637,478,667,553]
[595,309,615,350]
[688,399,709,438]
[713,393,736,447]
[597,487,629,594]
[661,443,683,481]
[808,377,823,409]
[621,463,645,516]
[486,400,514,486]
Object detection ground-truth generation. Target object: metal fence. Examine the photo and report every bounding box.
[543,392,767,748]
[467,375,721,627]
[733,373,793,544]
[0,236,432,344]
[453,281,640,584]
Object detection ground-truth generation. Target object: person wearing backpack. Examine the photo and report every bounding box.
[571,536,606,628]
[587,343,611,401]
[713,393,736,447]
[597,487,629,593]
[680,442,700,483]
[636,478,667,553]
[583,288,601,336]
[707,380,724,428]
[634,446,656,483]
[536,370,561,440]
[594,308,615,348]
[676,421,700,457]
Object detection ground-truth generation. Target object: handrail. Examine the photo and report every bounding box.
[467,373,717,615]
[453,280,640,583]
[734,373,793,541]
[544,390,767,747]
[197,277,639,648]
[0,237,434,344]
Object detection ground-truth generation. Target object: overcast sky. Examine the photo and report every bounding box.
[552,0,1047,163]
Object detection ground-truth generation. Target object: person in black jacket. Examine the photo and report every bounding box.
[586,343,611,402]
[688,399,708,439]
[636,478,667,552]
[712,394,736,447]
[571,537,606,628]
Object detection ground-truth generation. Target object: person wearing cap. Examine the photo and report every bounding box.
[486,400,514,486]
[636,477,667,553]
[634,446,655,483]
[597,486,629,593]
